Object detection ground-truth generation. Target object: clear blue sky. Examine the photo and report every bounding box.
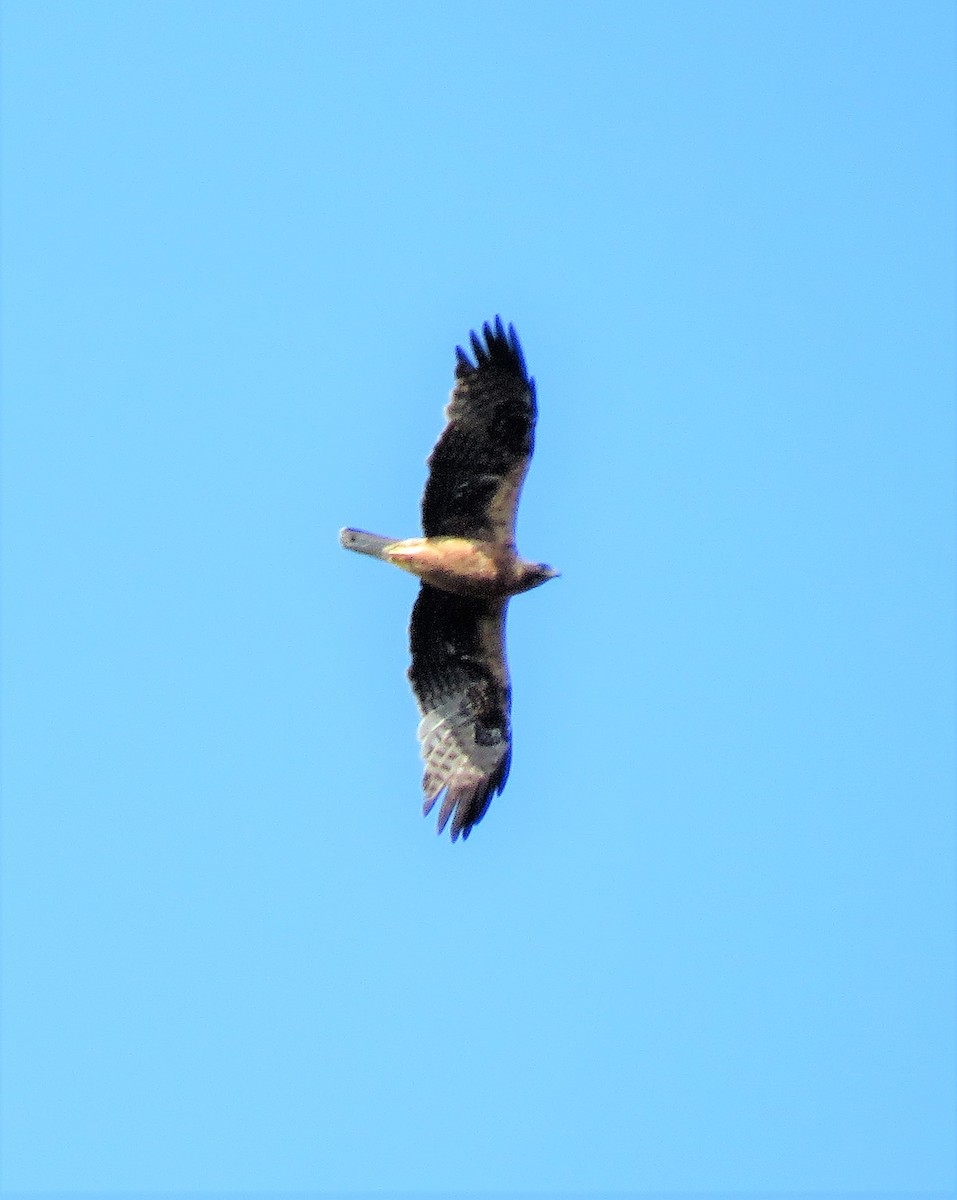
[1,2,954,1196]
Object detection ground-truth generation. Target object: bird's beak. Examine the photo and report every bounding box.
[544,566,561,580]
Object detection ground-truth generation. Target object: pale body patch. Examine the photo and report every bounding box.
[384,536,517,598]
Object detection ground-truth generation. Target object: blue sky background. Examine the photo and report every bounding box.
[1,2,954,1197]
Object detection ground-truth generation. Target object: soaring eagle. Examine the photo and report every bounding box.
[339,317,558,841]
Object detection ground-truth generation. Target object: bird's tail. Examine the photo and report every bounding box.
[339,527,396,560]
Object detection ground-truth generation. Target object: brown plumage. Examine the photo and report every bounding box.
[339,318,557,840]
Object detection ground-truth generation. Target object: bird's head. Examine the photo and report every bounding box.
[518,561,561,592]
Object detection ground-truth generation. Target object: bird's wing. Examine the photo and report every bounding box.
[421,317,536,547]
[408,584,512,841]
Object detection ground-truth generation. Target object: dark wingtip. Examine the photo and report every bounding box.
[455,317,529,381]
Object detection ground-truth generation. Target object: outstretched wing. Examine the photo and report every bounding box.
[421,317,536,547]
[408,584,512,841]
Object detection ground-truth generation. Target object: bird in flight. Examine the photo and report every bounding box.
[340,317,558,841]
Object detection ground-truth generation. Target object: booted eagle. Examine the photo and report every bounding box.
[339,317,557,841]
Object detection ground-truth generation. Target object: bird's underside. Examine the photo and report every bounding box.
[339,318,557,841]
[338,528,553,600]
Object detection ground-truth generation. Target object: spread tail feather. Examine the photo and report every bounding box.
[339,528,395,559]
